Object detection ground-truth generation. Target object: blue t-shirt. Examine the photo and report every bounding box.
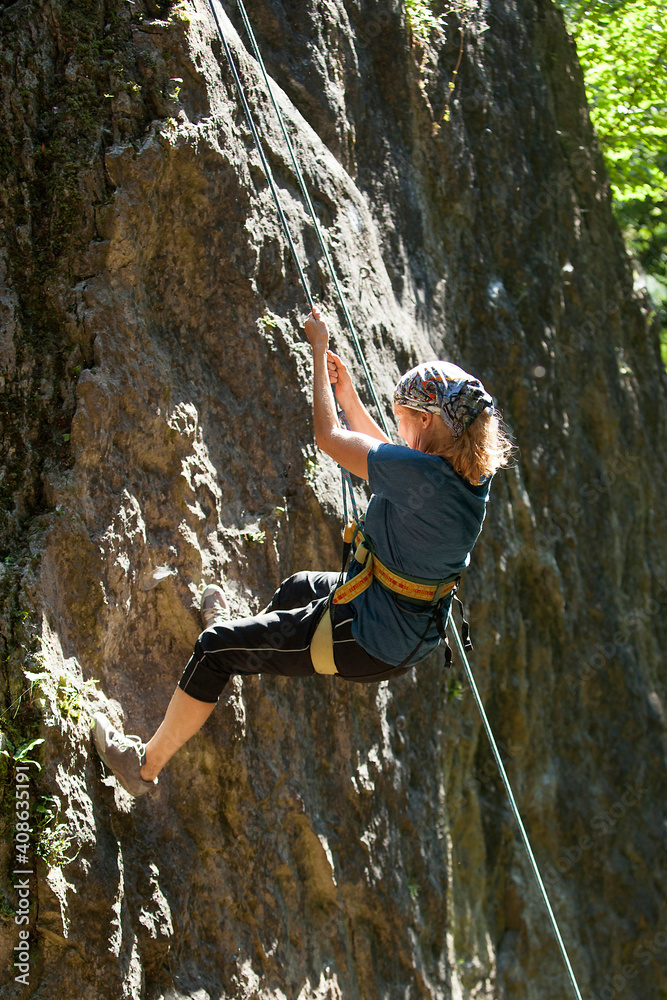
[348,442,491,666]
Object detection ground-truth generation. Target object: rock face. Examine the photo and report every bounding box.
[1,0,666,997]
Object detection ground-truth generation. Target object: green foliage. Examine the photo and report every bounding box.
[243,527,266,544]
[304,457,321,485]
[404,0,477,41]
[447,675,464,702]
[561,2,666,201]
[259,314,279,330]
[0,737,45,771]
[407,880,420,899]
[56,675,98,721]
[404,0,443,40]
[35,796,78,867]
[559,1,667,352]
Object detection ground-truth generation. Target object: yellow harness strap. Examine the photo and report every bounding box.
[333,530,458,606]
[332,536,373,604]
[310,601,337,675]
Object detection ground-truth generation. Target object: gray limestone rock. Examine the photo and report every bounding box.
[1,1,666,998]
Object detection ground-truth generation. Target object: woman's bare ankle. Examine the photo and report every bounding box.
[140,748,161,782]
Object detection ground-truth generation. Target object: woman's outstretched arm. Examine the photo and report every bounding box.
[305,308,379,482]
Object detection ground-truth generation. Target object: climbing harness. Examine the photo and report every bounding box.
[333,519,460,606]
[205,4,584,998]
[309,594,337,676]
[310,516,470,677]
[331,516,472,670]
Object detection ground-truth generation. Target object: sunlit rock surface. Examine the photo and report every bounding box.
[1,1,666,998]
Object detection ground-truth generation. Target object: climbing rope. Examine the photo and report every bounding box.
[234,0,391,439]
[205,5,584,998]
[206,0,314,307]
[206,0,369,514]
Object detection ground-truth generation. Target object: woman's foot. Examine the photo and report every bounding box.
[93,714,158,797]
[200,584,228,629]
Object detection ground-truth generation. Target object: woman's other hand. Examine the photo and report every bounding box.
[327,350,354,407]
[304,307,328,351]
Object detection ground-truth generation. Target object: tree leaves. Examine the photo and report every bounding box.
[560,0,667,359]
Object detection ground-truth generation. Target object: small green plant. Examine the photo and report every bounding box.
[0,737,45,770]
[56,676,98,721]
[172,2,192,24]
[447,676,464,702]
[166,77,183,102]
[35,798,78,867]
[259,314,279,330]
[304,458,321,486]
[35,795,58,826]
[408,881,420,900]
[405,0,442,41]
[243,528,266,545]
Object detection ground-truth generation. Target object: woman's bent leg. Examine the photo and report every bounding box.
[332,605,412,682]
[141,597,328,779]
[179,602,326,701]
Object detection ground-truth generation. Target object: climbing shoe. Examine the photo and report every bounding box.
[92,713,158,797]
[200,584,228,629]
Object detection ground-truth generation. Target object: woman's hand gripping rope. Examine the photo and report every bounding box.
[327,350,355,410]
[305,306,329,351]
[304,307,352,402]
[305,307,373,481]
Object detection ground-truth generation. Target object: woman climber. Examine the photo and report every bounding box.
[93,307,513,796]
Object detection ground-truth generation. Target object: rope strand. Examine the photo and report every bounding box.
[235,0,391,439]
[206,0,360,504]
[206,0,314,308]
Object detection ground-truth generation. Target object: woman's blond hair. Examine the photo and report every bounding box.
[400,405,514,485]
[440,408,514,484]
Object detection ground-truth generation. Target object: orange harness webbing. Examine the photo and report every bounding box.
[332,521,460,606]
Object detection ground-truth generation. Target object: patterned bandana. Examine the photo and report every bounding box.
[393,361,493,439]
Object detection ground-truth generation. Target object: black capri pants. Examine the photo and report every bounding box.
[178,572,410,703]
